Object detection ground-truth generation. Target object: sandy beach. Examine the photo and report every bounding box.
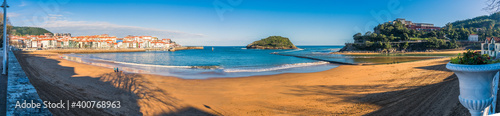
[14,51,470,115]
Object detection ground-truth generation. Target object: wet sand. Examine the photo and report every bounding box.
[15,51,469,115]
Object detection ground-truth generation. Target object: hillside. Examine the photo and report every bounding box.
[443,12,500,40]
[12,27,52,36]
[246,36,297,49]
[449,12,500,29]
[340,12,500,53]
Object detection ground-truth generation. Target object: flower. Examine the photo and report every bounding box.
[450,49,500,65]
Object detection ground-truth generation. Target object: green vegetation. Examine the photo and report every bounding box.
[0,13,12,48]
[246,36,297,49]
[442,12,500,41]
[409,37,430,41]
[11,26,52,36]
[350,21,457,52]
[451,50,500,65]
[346,12,500,52]
[0,25,11,48]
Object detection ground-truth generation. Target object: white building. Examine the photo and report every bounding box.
[482,37,500,57]
[469,34,479,42]
[40,39,57,48]
[30,40,38,48]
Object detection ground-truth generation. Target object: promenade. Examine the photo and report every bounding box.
[4,51,51,115]
[0,56,6,116]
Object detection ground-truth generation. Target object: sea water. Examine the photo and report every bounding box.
[63,46,452,79]
[63,46,343,79]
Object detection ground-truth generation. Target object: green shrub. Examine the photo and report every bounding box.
[450,49,500,65]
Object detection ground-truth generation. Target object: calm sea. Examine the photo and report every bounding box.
[63,46,453,79]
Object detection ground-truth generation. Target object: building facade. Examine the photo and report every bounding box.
[387,18,441,31]
[482,37,500,57]
[10,34,179,49]
[469,34,479,42]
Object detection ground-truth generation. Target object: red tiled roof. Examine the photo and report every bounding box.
[486,37,500,43]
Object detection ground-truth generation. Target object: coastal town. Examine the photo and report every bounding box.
[9,33,181,49]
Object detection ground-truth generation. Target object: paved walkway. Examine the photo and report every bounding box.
[0,57,6,115]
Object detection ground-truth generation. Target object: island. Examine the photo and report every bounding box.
[246,36,298,49]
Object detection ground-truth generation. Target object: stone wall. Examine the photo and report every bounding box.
[6,51,52,115]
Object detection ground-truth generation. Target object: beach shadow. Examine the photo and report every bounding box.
[414,60,451,72]
[351,75,465,116]
[160,107,216,116]
[13,51,215,116]
[99,72,160,98]
[282,74,469,116]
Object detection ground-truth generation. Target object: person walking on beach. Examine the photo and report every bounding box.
[114,67,119,72]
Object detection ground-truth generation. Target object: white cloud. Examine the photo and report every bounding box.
[40,20,208,45]
[8,12,20,18]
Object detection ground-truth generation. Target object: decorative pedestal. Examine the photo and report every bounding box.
[446,63,500,116]
[459,95,493,116]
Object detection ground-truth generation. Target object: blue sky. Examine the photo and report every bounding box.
[6,0,492,46]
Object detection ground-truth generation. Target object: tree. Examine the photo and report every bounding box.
[384,42,392,50]
[353,33,363,43]
[402,33,409,41]
[376,41,383,49]
[364,41,373,48]
[388,34,395,41]
[353,33,362,38]
[448,39,458,49]
[402,42,409,50]
[365,31,372,36]
[379,34,388,42]
[371,33,378,39]
[485,0,500,12]
[0,13,12,48]
[387,26,394,32]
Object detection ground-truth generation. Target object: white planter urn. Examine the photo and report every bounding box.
[446,62,500,116]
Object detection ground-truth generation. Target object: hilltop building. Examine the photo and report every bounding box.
[387,18,441,31]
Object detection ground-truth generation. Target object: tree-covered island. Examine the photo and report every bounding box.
[246,36,298,49]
